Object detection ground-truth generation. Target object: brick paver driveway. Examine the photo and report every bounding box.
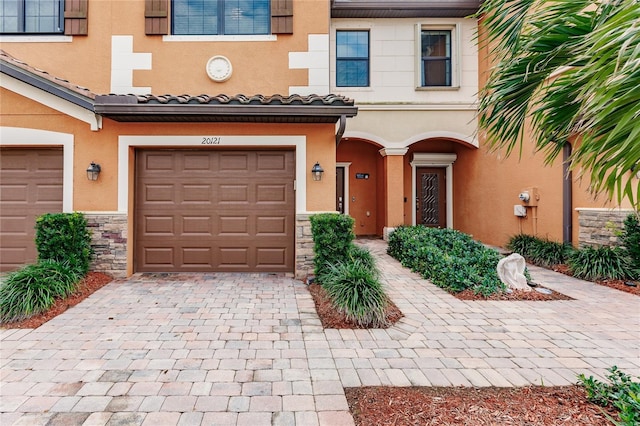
[2,239,639,425]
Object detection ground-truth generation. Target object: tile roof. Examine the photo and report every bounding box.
[0,49,96,102]
[1,49,357,123]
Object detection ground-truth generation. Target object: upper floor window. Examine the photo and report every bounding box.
[421,30,451,87]
[172,0,270,35]
[0,0,64,34]
[336,30,369,87]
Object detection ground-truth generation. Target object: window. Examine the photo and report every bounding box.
[0,0,64,34]
[172,0,270,35]
[336,30,369,87]
[421,30,451,87]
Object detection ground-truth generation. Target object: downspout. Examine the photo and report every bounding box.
[336,114,346,146]
[563,144,573,244]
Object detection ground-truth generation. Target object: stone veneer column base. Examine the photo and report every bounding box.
[84,213,128,278]
[295,214,315,279]
[576,208,636,248]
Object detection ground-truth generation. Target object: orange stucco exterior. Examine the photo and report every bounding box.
[1,0,635,276]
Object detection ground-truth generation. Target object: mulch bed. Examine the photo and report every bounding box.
[307,283,403,329]
[346,385,618,426]
[1,272,113,329]
[552,264,640,296]
[455,287,573,301]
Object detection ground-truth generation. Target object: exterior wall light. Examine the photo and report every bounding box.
[311,162,324,181]
[86,162,101,181]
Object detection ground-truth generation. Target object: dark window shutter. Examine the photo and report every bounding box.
[271,0,293,34]
[64,0,88,35]
[145,0,169,35]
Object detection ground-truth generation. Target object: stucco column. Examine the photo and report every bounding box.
[380,148,408,240]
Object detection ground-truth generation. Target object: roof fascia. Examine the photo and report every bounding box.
[1,72,102,130]
[94,95,358,123]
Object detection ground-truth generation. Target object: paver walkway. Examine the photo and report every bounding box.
[1,239,639,425]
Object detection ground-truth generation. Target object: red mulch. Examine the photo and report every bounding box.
[307,283,403,329]
[1,272,113,329]
[552,264,640,296]
[455,287,573,301]
[346,385,618,426]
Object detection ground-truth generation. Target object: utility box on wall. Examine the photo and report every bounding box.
[519,187,540,206]
[514,205,527,217]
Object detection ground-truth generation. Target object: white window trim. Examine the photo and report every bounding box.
[336,162,352,215]
[0,35,72,42]
[410,153,456,228]
[162,35,276,42]
[415,23,460,90]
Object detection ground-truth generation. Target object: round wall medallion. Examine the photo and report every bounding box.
[206,55,233,82]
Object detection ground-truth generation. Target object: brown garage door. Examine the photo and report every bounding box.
[135,149,295,272]
[0,148,64,272]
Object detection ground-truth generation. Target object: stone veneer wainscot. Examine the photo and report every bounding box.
[576,208,637,248]
[85,213,128,278]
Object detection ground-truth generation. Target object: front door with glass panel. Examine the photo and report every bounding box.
[336,166,345,213]
[416,167,446,228]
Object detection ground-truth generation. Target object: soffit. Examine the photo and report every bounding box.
[331,0,481,18]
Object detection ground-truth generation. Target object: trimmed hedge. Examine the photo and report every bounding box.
[310,213,390,327]
[387,226,505,296]
[310,213,355,281]
[35,212,93,275]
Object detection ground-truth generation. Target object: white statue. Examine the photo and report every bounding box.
[497,253,531,291]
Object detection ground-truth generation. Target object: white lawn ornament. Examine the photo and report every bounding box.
[496,253,531,291]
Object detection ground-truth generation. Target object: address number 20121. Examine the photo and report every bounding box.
[202,137,221,144]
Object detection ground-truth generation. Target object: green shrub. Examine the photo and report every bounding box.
[621,214,640,278]
[35,212,93,275]
[310,213,355,281]
[0,260,82,323]
[506,233,538,258]
[568,245,632,281]
[322,248,388,328]
[578,366,640,426]
[387,226,506,295]
[527,238,572,268]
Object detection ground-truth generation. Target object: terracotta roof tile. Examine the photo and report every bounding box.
[131,93,355,106]
[0,49,96,100]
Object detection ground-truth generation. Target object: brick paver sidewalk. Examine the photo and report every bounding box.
[1,239,638,425]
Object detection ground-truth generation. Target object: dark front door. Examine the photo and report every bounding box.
[336,166,345,214]
[416,167,446,228]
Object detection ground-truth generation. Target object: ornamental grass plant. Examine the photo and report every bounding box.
[0,260,82,323]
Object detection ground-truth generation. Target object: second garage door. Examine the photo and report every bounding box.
[0,148,64,272]
[135,149,295,272]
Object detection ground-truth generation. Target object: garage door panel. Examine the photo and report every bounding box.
[0,216,31,235]
[220,153,249,171]
[184,154,212,171]
[142,247,175,267]
[182,184,212,203]
[257,152,287,171]
[182,216,212,235]
[182,248,212,266]
[143,216,175,236]
[145,153,174,171]
[219,216,249,235]
[36,184,63,202]
[1,184,29,202]
[136,149,294,272]
[0,148,63,271]
[218,247,249,267]
[145,184,175,203]
[256,184,287,203]
[220,185,249,202]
